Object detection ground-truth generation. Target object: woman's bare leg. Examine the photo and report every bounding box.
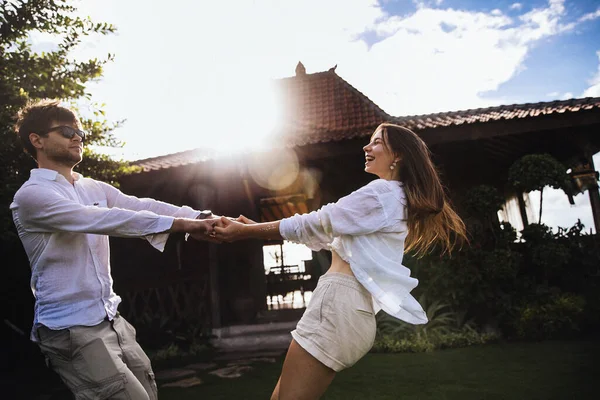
[270,376,281,400]
[270,339,336,400]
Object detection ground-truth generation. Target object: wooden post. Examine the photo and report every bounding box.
[573,134,600,234]
[517,192,529,227]
[589,187,600,234]
[187,182,222,327]
[208,243,221,329]
[587,156,600,234]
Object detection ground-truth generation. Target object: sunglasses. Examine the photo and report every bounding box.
[40,125,87,142]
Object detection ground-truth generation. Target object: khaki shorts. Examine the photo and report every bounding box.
[37,315,157,400]
[291,272,377,372]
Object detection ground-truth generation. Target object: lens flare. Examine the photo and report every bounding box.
[248,148,299,191]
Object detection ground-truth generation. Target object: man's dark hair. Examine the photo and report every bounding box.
[15,99,79,159]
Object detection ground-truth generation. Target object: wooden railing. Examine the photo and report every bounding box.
[115,269,211,329]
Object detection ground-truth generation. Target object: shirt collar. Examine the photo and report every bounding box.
[31,168,82,182]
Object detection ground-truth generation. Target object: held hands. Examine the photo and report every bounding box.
[186,214,256,243]
[212,214,256,243]
[186,217,223,243]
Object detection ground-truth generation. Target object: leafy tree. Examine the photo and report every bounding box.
[1,1,140,240]
[462,185,506,243]
[1,0,137,329]
[508,154,568,223]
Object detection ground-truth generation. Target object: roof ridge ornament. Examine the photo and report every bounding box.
[295,61,306,76]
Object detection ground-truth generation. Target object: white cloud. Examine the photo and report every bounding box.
[578,8,600,23]
[516,0,572,39]
[510,3,523,11]
[546,91,573,99]
[582,51,600,97]
[351,0,577,115]
[561,91,574,99]
[34,0,595,160]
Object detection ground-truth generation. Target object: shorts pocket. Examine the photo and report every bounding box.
[355,308,374,317]
[352,295,377,347]
[318,283,334,323]
[353,291,375,318]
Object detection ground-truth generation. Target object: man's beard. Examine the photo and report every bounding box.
[47,146,82,167]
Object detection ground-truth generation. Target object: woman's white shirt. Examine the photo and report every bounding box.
[279,179,428,324]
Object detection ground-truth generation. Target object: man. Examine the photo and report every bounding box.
[10,99,218,399]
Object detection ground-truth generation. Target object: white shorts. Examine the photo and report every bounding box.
[291,272,377,372]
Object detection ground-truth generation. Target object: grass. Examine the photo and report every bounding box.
[160,340,600,400]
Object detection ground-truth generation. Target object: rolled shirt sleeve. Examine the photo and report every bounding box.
[13,185,175,250]
[99,180,204,249]
[279,180,390,250]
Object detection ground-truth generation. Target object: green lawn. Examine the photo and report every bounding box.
[160,340,599,400]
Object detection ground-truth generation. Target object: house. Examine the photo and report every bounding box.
[111,63,600,340]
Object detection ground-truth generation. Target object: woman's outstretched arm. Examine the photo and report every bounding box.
[214,217,282,242]
[214,180,392,248]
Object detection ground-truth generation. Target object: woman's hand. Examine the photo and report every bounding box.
[236,215,257,224]
[213,216,247,242]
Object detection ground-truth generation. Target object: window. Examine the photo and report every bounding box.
[263,241,313,274]
[263,241,315,310]
[498,192,535,235]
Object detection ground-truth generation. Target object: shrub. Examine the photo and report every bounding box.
[372,335,435,353]
[434,331,499,350]
[520,223,554,243]
[371,330,499,353]
[376,295,475,338]
[148,343,182,362]
[373,294,498,353]
[463,185,505,218]
[514,292,586,340]
[508,154,569,222]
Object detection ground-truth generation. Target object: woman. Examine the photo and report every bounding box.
[214,123,467,399]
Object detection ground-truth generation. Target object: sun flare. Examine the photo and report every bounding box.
[195,78,282,157]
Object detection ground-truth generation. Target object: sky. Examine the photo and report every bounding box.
[31,0,600,232]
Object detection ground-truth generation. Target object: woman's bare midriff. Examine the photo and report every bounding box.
[326,250,355,276]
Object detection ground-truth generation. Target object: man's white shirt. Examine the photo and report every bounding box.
[10,168,200,340]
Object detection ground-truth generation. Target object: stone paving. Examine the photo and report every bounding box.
[155,351,283,388]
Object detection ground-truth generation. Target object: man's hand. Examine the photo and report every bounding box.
[186,218,222,243]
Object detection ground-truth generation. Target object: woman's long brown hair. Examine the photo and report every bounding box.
[378,123,467,256]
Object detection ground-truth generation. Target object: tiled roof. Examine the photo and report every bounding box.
[133,148,215,172]
[135,66,391,171]
[274,66,392,146]
[133,65,600,172]
[394,97,600,131]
